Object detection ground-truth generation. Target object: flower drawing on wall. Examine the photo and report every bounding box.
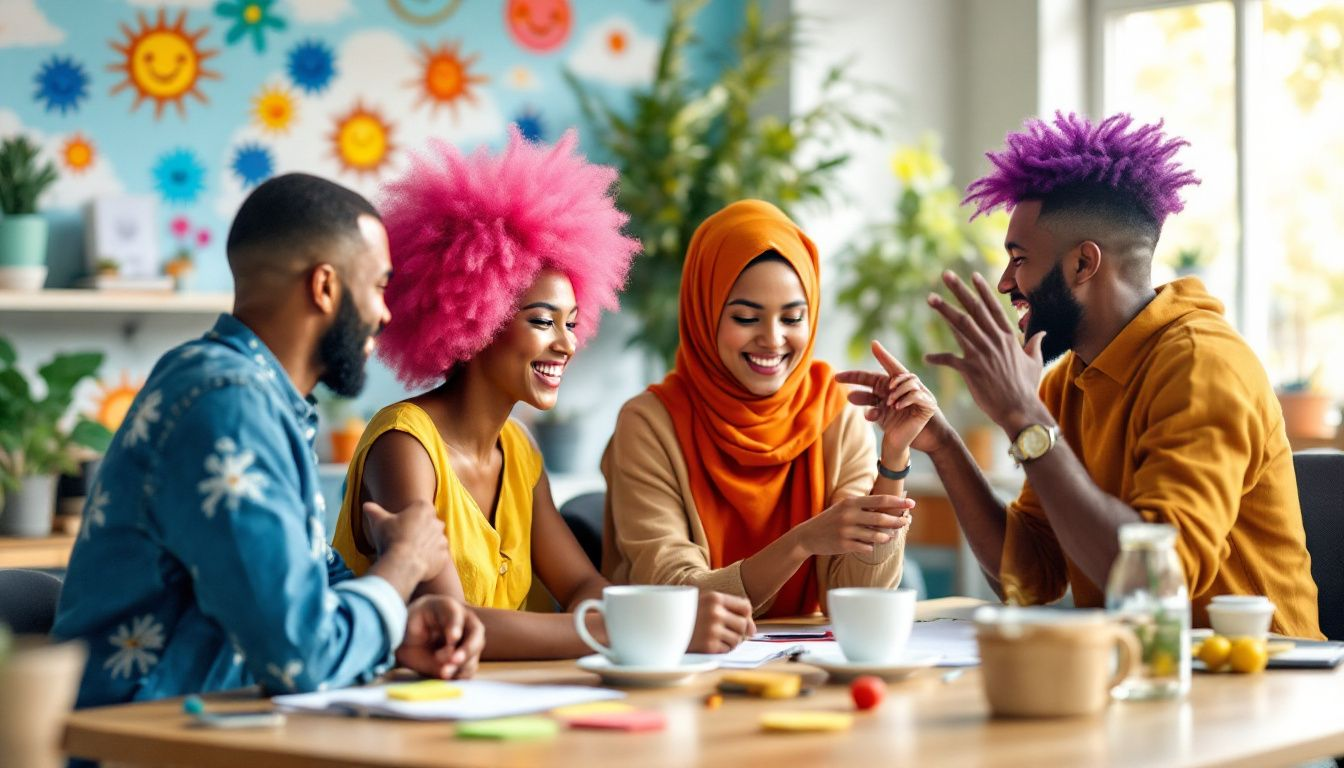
[33,55,89,115]
[61,134,97,175]
[252,83,297,133]
[512,108,544,141]
[329,101,395,177]
[286,39,335,94]
[408,41,486,118]
[505,0,571,53]
[216,0,288,54]
[108,9,220,119]
[152,148,207,205]
[231,142,274,188]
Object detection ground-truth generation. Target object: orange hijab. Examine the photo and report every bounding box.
[649,200,846,617]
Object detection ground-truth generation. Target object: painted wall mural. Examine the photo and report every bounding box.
[0,0,740,291]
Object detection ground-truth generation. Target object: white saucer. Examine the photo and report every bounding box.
[576,654,719,687]
[796,651,942,682]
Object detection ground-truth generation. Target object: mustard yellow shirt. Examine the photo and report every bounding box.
[1001,277,1322,638]
[330,402,543,611]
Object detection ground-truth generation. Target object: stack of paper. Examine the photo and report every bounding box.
[717,620,982,668]
[272,680,624,721]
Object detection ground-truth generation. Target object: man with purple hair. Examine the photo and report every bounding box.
[842,113,1321,637]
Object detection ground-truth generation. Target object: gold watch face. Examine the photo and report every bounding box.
[1019,425,1050,457]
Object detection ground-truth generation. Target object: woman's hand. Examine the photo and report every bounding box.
[837,340,942,456]
[794,494,914,556]
[687,591,756,653]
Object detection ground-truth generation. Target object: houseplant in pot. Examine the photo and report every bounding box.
[0,136,58,291]
[835,135,1009,468]
[0,336,113,537]
[567,0,882,371]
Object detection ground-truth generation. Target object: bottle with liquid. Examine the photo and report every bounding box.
[1105,522,1191,700]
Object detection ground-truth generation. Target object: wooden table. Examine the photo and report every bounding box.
[62,600,1344,768]
[0,533,75,569]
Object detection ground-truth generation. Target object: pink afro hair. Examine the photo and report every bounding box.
[964,112,1200,226]
[376,127,640,389]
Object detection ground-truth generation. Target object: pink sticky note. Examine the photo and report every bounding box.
[564,710,668,732]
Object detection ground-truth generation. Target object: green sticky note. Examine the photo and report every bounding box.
[456,716,559,741]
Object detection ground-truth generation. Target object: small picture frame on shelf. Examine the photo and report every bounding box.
[84,196,160,280]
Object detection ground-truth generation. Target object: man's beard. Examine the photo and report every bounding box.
[1020,260,1084,364]
[317,288,377,397]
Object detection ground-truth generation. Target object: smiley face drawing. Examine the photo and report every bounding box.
[330,103,396,177]
[109,9,219,119]
[505,0,572,53]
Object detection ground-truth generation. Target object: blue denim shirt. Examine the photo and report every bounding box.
[53,315,406,709]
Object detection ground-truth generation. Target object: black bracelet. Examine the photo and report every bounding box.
[876,459,911,480]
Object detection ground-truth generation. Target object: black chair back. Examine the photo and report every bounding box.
[1293,450,1344,640]
[559,491,604,570]
[0,568,64,635]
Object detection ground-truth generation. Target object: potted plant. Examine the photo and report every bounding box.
[1171,246,1209,279]
[834,134,1009,468]
[316,387,365,464]
[0,336,113,537]
[164,215,210,292]
[567,0,883,371]
[0,136,58,291]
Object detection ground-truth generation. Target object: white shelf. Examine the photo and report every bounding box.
[0,289,232,314]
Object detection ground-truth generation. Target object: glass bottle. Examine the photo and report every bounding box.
[1105,522,1191,700]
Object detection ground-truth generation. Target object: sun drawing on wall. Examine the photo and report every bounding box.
[93,373,143,433]
[231,142,274,188]
[109,9,220,119]
[62,134,96,174]
[33,55,90,115]
[253,84,297,133]
[287,39,335,94]
[410,41,486,118]
[330,103,396,177]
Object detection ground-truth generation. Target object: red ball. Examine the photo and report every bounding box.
[849,675,886,711]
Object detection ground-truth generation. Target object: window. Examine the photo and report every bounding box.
[1096,0,1344,392]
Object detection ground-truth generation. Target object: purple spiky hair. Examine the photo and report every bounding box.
[963,112,1200,225]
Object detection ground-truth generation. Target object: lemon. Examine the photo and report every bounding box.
[1228,637,1269,674]
[1198,634,1232,672]
[1150,649,1177,678]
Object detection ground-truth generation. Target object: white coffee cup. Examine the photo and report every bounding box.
[827,587,916,664]
[574,585,698,668]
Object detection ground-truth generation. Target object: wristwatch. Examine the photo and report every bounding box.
[1007,424,1059,466]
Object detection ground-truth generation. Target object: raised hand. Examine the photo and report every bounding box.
[925,271,1050,434]
[837,340,944,455]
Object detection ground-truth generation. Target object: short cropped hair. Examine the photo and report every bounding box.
[226,173,380,276]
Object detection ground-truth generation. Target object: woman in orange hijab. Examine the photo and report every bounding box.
[601,200,939,617]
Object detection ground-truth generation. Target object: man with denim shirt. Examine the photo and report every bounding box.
[53,174,484,709]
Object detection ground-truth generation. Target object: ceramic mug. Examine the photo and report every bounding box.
[974,607,1141,718]
[574,585,698,668]
[828,587,917,664]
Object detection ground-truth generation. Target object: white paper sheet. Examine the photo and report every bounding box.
[719,620,981,668]
[272,680,624,721]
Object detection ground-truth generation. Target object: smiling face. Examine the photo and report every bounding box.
[999,200,1085,364]
[506,0,572,51]
[470,270,578,411]
[716,256,810,397]
[131,30,198,97]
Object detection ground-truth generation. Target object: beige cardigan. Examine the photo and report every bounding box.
[600,391,905,616]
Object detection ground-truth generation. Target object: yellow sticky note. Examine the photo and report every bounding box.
[550,701,634,718]
[386,680,463,702]
[760,711,854,733]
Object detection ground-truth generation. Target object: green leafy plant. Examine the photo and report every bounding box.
[0,336,113,491]
[1171,246,1207,274]
[0,136,58,216]
[566,0,884,369]
[835,134,1007,408]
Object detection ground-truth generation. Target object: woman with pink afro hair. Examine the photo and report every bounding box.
[331,129,755,661]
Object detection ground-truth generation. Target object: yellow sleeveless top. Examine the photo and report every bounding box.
[330,402,543,610]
